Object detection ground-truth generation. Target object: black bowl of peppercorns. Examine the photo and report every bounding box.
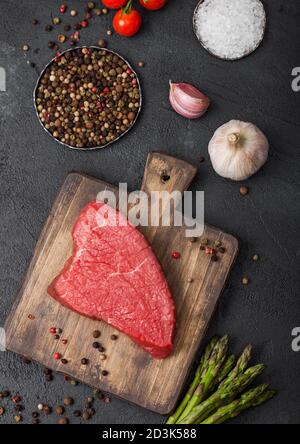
[34,47,142,150]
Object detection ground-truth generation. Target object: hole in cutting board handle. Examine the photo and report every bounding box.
[161,174,170,183]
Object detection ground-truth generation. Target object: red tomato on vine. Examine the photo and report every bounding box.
[102,0,128,8]
[139,0,168,10]
[113,1,142,37]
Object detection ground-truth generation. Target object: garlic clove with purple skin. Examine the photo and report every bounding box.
[169,81,210,119]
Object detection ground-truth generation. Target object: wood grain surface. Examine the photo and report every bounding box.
[5,153,238,414]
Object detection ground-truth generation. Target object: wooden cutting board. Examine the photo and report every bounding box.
[5,153,238,415]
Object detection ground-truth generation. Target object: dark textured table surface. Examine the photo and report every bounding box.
[0,0,299,425]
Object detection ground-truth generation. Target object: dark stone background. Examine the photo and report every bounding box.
[0,0,299,425]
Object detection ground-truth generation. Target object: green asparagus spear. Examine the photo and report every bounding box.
[215,354,237,385]
[177,335,229,422]
[166,336,219,424]
[178,364,266,424]
[219,344,252,389]
[201,384,275,424]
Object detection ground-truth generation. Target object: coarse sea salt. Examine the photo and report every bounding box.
[194,0,266,60]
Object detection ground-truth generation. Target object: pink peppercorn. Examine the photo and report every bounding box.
[53,353,61,360]
[59,5,67,14]
[171,251,181,260]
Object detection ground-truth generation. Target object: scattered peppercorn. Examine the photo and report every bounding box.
[53,352,61,360]
[80,20,88,28]
[218,247,226,254]
[53,17,61,25]
[239,186,249,196]
[14,404,24,413]
[242,277,250,285]
[82,411,91,421]
[102,8,108,14]
[98,39,107,48]
[55,405,65,415]
[111,334,118,341]
[103,396,111,404]
[43,405,52,415]
[99,353,107,361]
[138,61,145,68]
[59,4,67,14]
[56,328,63,334]
[37,404,44,411]
[187,278,194,283]
[92,341,100,349]
[64,24,71,31]
[61,358,68,365]
[0,407,5,416]
[0,390,10,399]
[85,401,93,409]
[93,330,101,338]
[81,358,89,365]
[98,345,106,352]
[95,9,102,16]
[107,29,113,36]
[58,34,66,43]
[22,44,30,52]
[45,25,54,32]
[205,247,216,255]
[54,334,60,340]
[252,254,259,261]
[63,397,74,406]
[28,314,35,320]
[102,370,109,376]
[88,1,95,8]
[211,255,218,262]
[27,61,36,68]
[70,9,78,17]
[43,368,52,375]
[214,240,222,248]
[200,238,208,245]
[32,19,39,25]
[58,417,69,424]
[73,409,82,417]
[12,395,22,404]
[62,339,68,345]
[70,379,78,386]
[32,411,39,418]
[14,414,23,423]
[171,251,181,260]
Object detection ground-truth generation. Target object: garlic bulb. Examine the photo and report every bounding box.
[208,120,269,181]
[169,81,210,119]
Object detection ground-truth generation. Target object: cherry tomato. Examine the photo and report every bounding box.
[113,2,142,37]
[102,0,128,9]
[139,0,167,10]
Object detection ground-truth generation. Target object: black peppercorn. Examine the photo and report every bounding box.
[61,359,68,365]
[32,19,39,25]
[92,330,101,338]
[45,25,53,32]
[64,24,71,32]
[32,411,39,418]
[92,341,100,349]
[73,410,82,417]
[81,358,89,365]
[43,368,52,376]
[211,255,218,262]
[102,370,109,376]
[111,334,118,341]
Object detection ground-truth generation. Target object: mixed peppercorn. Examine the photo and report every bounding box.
[35,47,141,149]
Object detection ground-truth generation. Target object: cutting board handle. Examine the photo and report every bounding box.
[141,153,198,194]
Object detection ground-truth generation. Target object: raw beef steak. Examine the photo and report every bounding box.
[48,201,176,359]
